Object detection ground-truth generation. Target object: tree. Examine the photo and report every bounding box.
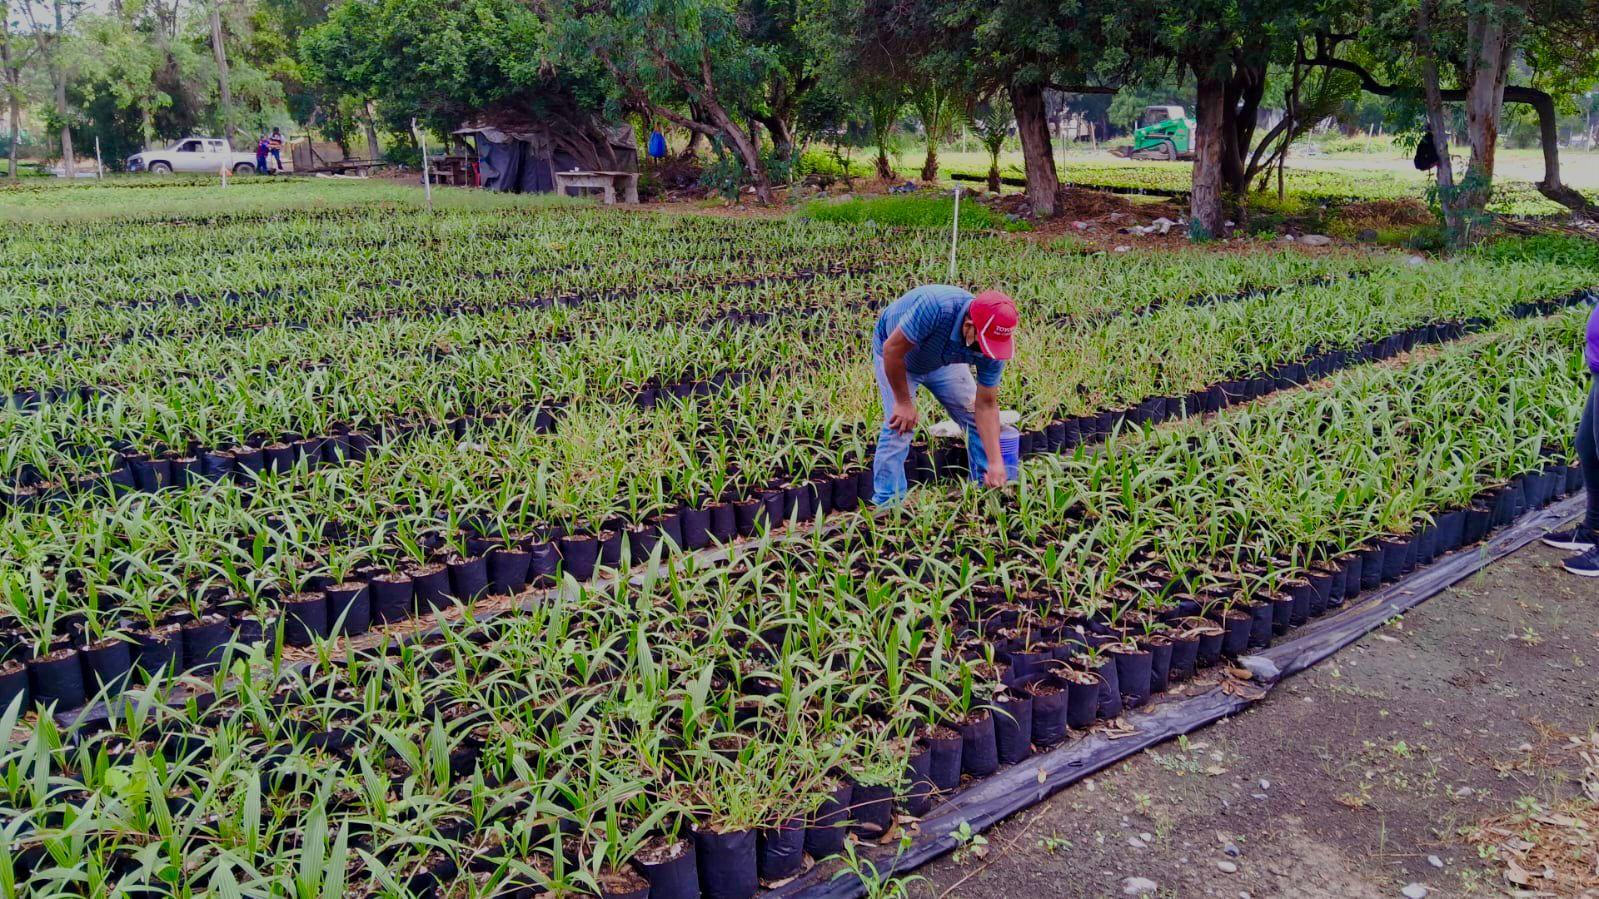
[297,0,386,156]
[1,0,37,178]
[1301,0,1599,230]
[861,80,904,181]
[1122,0,1325,238]
[20,0,83,175]
[814,0,1125,206]
[803,0,914,180]
[69,11,172,161]
[302,0,631,170]
[546,0,778,203]
[909,73,959,182]
[208,0,234,143]
[967,91,1012,193]
[887,0,1145,217]
[743,0,818,161]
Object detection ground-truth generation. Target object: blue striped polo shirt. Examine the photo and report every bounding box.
[872,284,1006,387]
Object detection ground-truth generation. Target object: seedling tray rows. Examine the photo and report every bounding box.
[1,188,1597,898]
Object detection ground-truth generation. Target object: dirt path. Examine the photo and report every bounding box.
[915,541,1599,899]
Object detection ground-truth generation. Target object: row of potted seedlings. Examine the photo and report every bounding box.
[1,310,1589,897]
[2,252,889,361]
[4,468,1579,895]
[7,247,1580,511]
[0,276,899,504]
[9,272,1597,708]
[0,283,1585,724]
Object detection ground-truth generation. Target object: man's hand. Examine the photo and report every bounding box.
[983,466,1009,489]
[888,400,919,434]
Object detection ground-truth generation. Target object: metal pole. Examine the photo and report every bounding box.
[412,118,433,213]
[94,137,102,180]
[948,186,960,282]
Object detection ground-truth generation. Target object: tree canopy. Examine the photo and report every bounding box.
[4,0,1596,233]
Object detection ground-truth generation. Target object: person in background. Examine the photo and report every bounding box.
[269,128,285,172]
[255,135,270,175]
[1543,302,1599,576]
[871,285,1018,506]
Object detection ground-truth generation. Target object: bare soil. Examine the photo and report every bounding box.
[916,540,1599,898]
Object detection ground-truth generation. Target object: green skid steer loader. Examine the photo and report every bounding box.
[1111,106,1196,161]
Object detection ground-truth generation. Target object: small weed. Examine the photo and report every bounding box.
[1153,752,1205,776]
[1037,834,1073,853]
[1153,814,1174,844]
[950,820,989,865]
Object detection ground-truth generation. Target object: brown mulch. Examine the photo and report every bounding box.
[983,187,1191,250]
[1332,198,1436,232]
[1467,729,1599,896]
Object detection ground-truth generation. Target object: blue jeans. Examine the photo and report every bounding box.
[256,156,268,174]
[872,354,990,505]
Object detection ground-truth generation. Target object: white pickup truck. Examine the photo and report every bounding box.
[126,137,263,174]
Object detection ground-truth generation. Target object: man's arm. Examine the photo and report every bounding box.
[882,327,919,434]
[974,384,1007,488]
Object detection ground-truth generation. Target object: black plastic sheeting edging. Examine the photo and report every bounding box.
[771,494,1583,899]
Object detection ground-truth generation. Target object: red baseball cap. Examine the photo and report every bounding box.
[970,290,1018,361]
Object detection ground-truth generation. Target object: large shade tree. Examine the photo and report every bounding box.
[1122,0,1324,238]
[302,0,623,169]
[820,0,1140,217]
[1300,0,1599,231]
[544,0,784,203]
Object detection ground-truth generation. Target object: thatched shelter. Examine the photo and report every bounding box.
[454,106,636,193]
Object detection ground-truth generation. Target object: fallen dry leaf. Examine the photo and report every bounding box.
[1101,721,1139,740]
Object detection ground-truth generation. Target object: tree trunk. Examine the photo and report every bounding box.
[1515,86,1598,219]
[681,102,710,160]
[1,10,17,180]
[1009,79,1059,217]
[1417,0,1466,245]
[363,100,381,161]
[1221,58,1266,195]
[759,114,795,161]
[987,151,1001,194]
[209,0,235,145]
[54,75,73,177]
[699,97,770,203]
[1458,5,1515,216]
[6,87,17,179]
[682,128,706,160]
[921,141,938,182]
[1190,71,1227,240]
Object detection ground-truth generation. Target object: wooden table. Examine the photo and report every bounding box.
[552,170,639,204]
[429,155,478,187]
